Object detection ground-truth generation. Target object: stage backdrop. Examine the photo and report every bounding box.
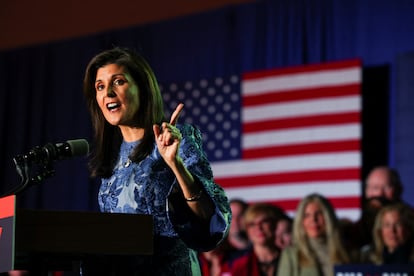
[0,0,413,219]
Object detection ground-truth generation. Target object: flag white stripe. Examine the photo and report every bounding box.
[223,181,361,201]
[225,182,362,221]
[243,123,361,149]
[243,95,361,123]
[243,67,361,95]
[334,209,361,221]
[286,209,360,221]
[211,152,361,178]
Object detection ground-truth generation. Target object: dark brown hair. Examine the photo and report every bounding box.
[83,47,165,177]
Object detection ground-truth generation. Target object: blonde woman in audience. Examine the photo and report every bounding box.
[360,202,414,264]
[231,203,285,276]
[277,193,351,276]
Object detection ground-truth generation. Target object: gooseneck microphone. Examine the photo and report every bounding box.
[13,139,90,166]
[7,139,90,196]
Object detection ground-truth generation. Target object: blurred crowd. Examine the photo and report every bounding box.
[6,166,413,276]
[198,166,414,276]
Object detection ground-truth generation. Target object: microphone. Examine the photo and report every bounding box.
[13,139,89,166]
[7,139,89,196]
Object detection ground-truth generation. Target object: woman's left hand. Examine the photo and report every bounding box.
[153,103,184,167]
[154,103,215,220]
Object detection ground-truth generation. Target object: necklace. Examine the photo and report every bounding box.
[120,140,139,168]
[124,158,131,168]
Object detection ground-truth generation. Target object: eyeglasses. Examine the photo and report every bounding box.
[246,218,273,229]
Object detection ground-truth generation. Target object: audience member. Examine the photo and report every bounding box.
[360,202,414,264]
[199,198,250,275]
[277,193,351,276]
[199,243,232,276]
[231,203,285,276]
[343,166,404,250]
[274,214,293,250]
[228,199,251,251]
[364,166,403,202]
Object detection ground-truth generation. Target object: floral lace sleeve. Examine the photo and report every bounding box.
[166,124,231,252]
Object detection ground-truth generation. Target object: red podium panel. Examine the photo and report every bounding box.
[0,195,153,273]
[0,195,16,272]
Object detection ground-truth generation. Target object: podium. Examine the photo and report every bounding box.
[335,263,414,275]
[0,195,153,273]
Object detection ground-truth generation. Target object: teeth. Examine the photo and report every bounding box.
[107,103,119,109]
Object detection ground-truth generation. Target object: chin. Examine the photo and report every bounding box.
[107,121,120,126]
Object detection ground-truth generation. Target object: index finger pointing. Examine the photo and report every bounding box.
[170,103,184,125]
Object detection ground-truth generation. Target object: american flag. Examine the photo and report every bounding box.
[160,59,362,221]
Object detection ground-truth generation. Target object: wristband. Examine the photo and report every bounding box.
[185,189,203,202]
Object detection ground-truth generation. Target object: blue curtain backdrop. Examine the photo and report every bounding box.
[1,0,413,211]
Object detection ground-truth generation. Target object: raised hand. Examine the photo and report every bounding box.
[153,103,184,166]
[169,102,184,126]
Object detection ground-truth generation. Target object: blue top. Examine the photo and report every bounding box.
[98,124,231,253]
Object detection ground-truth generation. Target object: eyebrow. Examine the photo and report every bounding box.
[95,73,125,83]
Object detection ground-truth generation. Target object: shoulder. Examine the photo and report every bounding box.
[177,124,205,152]
[359,244,376,264]
[231,250,254,272]
[233,250,254,264]
[279,245,299,266]
[281,245,299,256]
[278,246,299,275]
[177,124,202,138]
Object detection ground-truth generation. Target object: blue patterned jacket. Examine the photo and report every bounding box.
[98,124,231,253]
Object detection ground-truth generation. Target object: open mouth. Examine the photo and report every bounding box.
[107,102,120,111]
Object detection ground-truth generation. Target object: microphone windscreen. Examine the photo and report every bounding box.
[66,139,89,157]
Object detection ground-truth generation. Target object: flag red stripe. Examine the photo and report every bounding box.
[243,112,360,133]
[243,84,360,107]
[243,140,360,159]
[216,168,361,188]
[260,196,361,211]
[234,60,361,219]
[243,59,361,80]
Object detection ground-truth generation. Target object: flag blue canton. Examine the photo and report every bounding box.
[160,75,241,162]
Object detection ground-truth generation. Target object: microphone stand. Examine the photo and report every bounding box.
[3,153,56,196]
[6,154,86,276]
[3,139,89,197]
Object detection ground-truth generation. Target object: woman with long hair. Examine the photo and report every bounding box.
[361,202,414,264]
[277,193,350,276]
[82,47,231,275]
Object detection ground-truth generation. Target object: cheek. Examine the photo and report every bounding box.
[303,218,312,230]
[246,228,255,238]
[385,189,395,198]
[318,216,325,226]
[397,227,408,240]
[96,93,104,109]
[381,228,391,239]
[127,88,140,108]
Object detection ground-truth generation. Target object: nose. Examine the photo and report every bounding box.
[106,86,116,97]
[391,224,399,233]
